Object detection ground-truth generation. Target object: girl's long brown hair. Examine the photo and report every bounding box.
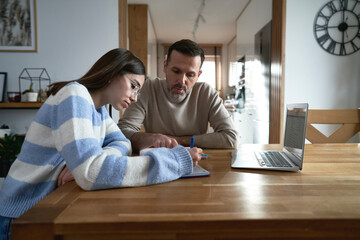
[48,48,146,96]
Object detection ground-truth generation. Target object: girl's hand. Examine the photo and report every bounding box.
[187,147,203,166]
[57,166,75,187]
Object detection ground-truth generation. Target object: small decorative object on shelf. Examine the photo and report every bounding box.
[37,88,49,102]
[7,92,21,102]
[0,124,11,138]
[19,68,51,102]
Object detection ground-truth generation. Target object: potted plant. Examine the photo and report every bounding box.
[0,124,11,138]
[22,82,38,102]
[0,134,23,177]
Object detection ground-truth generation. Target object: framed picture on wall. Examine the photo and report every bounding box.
[0,73,7,102]
[0,0,37,52]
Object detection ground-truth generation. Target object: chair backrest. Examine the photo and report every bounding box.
[306,109,360,143]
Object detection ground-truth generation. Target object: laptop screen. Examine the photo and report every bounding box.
[283,103,309,165]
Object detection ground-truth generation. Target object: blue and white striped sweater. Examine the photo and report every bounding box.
[0,82,192,218]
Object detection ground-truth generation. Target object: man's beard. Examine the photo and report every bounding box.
[169,84,188,103]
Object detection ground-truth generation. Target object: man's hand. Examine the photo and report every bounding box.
[58,166,74,187]
[152,134,179,148]
[131,132,179,150]
[173,136,192,146]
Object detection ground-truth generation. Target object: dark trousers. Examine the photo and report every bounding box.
[0,216,13,240]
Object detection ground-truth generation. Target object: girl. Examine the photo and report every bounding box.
[0,48,203,240]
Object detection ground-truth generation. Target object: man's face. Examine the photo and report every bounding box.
[164,50,202,102]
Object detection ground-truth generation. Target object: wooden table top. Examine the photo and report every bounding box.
[12,144,360,240]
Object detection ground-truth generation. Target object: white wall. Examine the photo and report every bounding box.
[221,44,229,99]
[285,0,360,141]
[284,0,360,110]
[236,0,272,58]
[157,42,165,79]
[0,0,119,134]
[226,37,237,98]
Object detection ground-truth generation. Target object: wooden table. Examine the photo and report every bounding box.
[12,144,360,240]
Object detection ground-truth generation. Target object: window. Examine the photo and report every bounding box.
[198,54,221,91]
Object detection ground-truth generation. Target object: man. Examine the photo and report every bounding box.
[118,39,237,150]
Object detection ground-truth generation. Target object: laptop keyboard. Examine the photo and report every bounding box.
[294,153,302,160]
[258,151,292,167]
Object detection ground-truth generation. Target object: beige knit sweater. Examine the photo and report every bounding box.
[118,78,238,149]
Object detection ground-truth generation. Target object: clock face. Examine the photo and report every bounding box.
[314,0,360,56]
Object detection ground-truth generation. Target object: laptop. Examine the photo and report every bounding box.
[231,103,309,171]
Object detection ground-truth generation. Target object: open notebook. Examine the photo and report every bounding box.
[182,165,209,178]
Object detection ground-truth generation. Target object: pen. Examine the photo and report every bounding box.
[201,153,210,159]
[190,137,209,158]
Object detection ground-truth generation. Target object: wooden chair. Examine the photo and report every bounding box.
[306,109,360,143]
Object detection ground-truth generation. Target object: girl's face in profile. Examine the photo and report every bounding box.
[107,73,145,111]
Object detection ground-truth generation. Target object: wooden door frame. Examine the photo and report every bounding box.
[270,0,286,144]
[118,0,127,49]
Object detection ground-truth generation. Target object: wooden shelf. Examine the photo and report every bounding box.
[0,102,43,109]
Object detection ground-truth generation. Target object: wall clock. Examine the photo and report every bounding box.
[314,0,360,56]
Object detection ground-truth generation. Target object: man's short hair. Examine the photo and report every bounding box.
[166,39,205,68]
